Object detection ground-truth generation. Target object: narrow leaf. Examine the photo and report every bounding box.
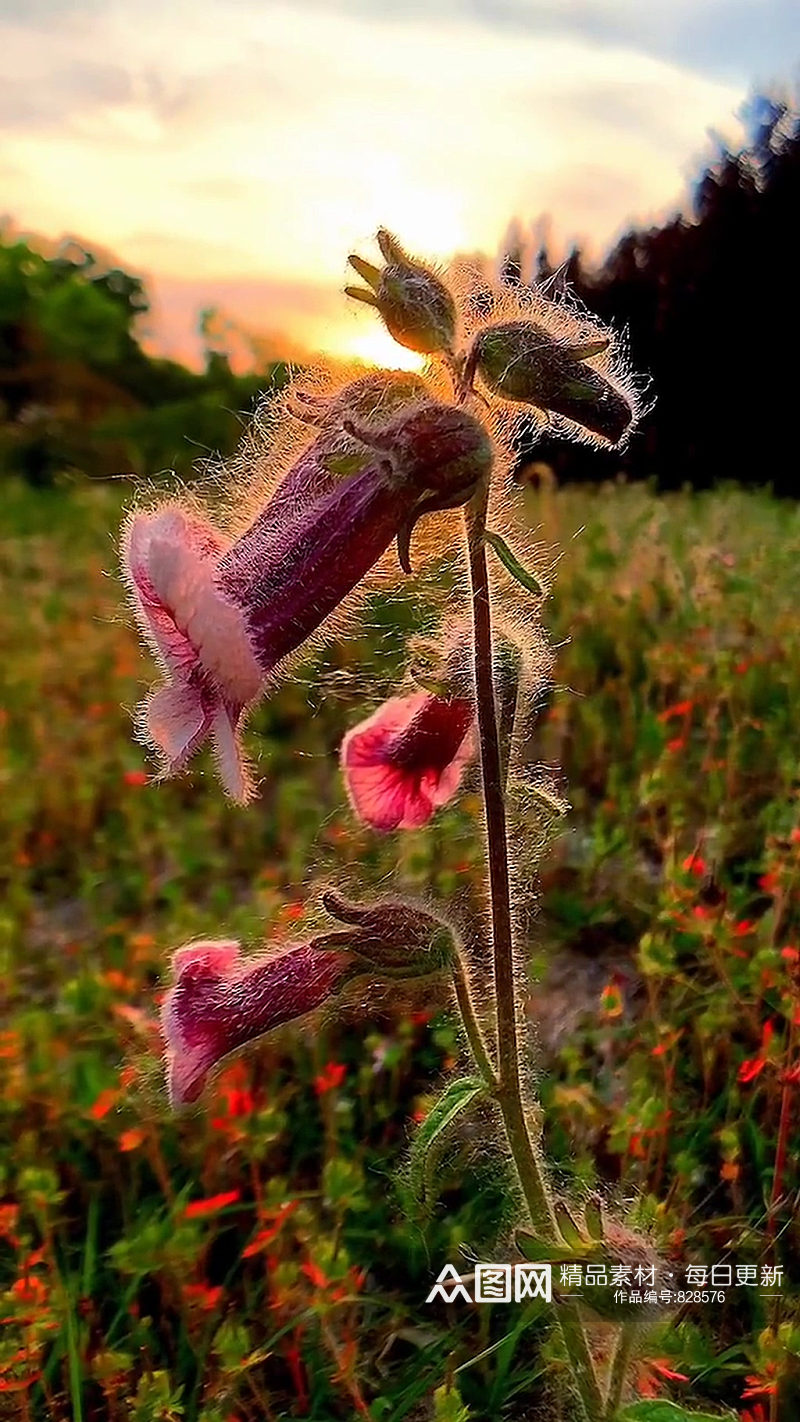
[409,1077,485,1208]
[565,337,609,360]
[554,1201,585,1248]
[344,284,379,307]
[515,1229,579,1265]
[483,530,543,596]
[347,255,382,289]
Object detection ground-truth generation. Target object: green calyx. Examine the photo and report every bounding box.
[467,319,632,445]
[347,229,457,356]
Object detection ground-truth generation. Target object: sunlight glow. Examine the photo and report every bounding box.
[332,324,427,373]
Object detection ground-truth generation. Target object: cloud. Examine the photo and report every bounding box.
[0,60,133,129]
[0,0,760,361]
[244,0,800,82]
[139,270,348,367]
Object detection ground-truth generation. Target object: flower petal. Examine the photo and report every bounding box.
[341,692,473,831]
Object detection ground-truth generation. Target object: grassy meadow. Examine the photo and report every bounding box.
[2,474,800,1421]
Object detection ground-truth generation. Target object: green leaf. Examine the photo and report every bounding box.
[617,1402,736,1422]
[408,1077,486,1208]
[483,530,543,596]
[432,1383,471,1422]
[514,1229,580,1265]
[554,1201,585,1248]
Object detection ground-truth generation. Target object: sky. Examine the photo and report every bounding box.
[0,0,797,368]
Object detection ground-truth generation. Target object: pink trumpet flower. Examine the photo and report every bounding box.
[122,391,491,801]
[162,939,353,1106]
[341,689,474,831]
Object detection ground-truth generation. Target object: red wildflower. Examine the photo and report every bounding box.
[635,1355,689,1397]
[0,1205,20,1242]
[184,1190,241,1219]
[314,1061,347,1095]
[658,699,694,723]
[242,1202,298,1257]
[123,769,148,787]
[0,1370,42,1393]
[734,920,756,936]
[682,853,706,876]
[742,1370,778,1401]
[89,1089,118,1120]
[118,1129,146,1152]
[301,1260,330,1289]
[184,1282,224,1310]
[11,1276,47,1307]
[739,1020,776,1084]
[648,1361,690,1383]
[666,737,686,753]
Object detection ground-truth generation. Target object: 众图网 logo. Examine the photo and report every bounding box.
[425,1263,552,1304]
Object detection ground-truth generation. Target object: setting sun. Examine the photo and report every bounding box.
[332,321,427,373]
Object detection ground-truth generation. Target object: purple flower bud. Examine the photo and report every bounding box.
[347,229,457,355]
[465,320,632,445]
[162,939,353,1106]
[122,390,491,801]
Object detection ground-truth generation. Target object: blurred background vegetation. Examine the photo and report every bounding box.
[1,89,800,1422]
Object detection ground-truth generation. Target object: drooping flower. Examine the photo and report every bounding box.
[341,689,474,831]
[163,894,454,1104]
[123,384,491,801]
[162,939,354,1106]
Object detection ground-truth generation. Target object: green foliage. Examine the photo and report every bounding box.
[0,230,289,484]
[483,528,543,595]
[617,1404,735,1421]
[432,1381,472,1421]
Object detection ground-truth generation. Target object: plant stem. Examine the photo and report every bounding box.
[452,952,497,1087]
[604,1325,635,1420]
[464,492,604,1422]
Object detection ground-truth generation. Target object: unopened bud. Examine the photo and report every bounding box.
[347,229,457,355]
[322,889,456,974]
[516,1207,671,1323]
[465,320,632,445]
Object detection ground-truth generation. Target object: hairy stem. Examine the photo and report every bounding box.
[604,1325,635,1420]
[452,952,497,1087]
[464,491,604,1422]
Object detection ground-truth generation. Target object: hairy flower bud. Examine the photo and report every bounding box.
[321,889,456,973]
[347,229,457,355]
[516,1206,671,1324]
[464,319,632,445]
[122,390,490,800]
